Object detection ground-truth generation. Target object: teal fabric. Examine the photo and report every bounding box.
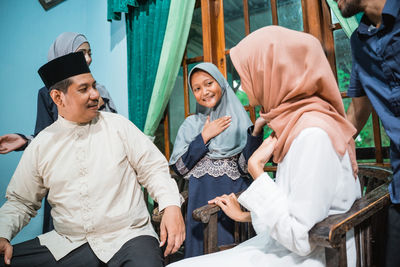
[107,0,138,21]
[144,0,196,136]
[355,13,363,23]
[326,0,360,38]
[125,0,171,130]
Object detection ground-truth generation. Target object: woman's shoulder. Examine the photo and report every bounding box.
[290,127,333,154]
[296,127,329,141]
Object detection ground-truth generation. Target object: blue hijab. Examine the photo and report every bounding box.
[169,63,252,164]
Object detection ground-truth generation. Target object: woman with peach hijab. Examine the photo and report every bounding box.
[168,26,361,267]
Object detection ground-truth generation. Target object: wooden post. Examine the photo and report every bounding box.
[243,0,250,35]
[301,0,323,42]
[163,108,170,161]
[320,0,337,75]
[301,0,337,76]
[201,0,227,77]
[182,49,190,118]
[203,214,219,253]
[270,0,278,25]
[325,236,348,267]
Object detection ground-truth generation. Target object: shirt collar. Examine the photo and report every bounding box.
[57,115,97,129]
[357,0,400,36]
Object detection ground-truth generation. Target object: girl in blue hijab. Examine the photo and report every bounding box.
[170,62,264,258]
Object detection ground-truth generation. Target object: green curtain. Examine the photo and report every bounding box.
[143,0,196,136]
[124,0,171,131]
[326,0,360,38]
[108,0,173,212]
[108,0,171,131]
[107,0,138,21]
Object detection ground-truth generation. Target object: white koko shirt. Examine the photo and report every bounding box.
[0,112,180,263]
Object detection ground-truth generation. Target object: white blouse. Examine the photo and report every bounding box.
[169,127,361,267]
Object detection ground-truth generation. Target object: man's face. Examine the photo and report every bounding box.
[336,0,363,18]
[61,73,100,123]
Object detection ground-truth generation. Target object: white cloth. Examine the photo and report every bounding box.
[168,127,361,267]
[0,112,180,263]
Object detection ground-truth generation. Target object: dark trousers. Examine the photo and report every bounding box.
[385,203,400,267]
[0,235,163,267]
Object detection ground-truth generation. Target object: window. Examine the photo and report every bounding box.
[163,0,388,166]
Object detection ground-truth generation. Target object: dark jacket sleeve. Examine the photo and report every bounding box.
[171,134,209,177]
[15,87,57,151]
[34,87,58,137]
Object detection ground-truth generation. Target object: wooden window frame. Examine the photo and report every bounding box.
[161,0,387,167]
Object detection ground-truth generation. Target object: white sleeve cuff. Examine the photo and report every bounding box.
[157,195,181,212]
[238,172,286,234]
[238,172,277,212]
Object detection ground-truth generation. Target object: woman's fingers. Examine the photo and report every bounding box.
[217,117,231,129]
[202,116,231,141]
[214,198,228,211]
[208,197,218,204]
[208,196,226,204]
[215,116,231,125]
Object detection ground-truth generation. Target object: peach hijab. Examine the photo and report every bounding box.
[230,26,358,176]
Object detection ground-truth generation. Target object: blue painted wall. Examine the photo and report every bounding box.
[0,0,128,244]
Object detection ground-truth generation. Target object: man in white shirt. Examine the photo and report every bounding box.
[0,52,185,267]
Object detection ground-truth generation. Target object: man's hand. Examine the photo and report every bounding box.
[248,135,277,179]
[159,205,185,257]
[0,134,27,154]
[208,193,251,222]
[201,116,231,144]
[0,238,12,265]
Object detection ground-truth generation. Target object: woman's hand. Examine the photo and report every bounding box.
[208,193,251,222]
[248,135,277,179]
[201,116,231,144]
[98,96,105,109]
[0,134,27,154]
[252,117,267,136]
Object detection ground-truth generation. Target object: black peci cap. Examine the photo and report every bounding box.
[38,52,90,89]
